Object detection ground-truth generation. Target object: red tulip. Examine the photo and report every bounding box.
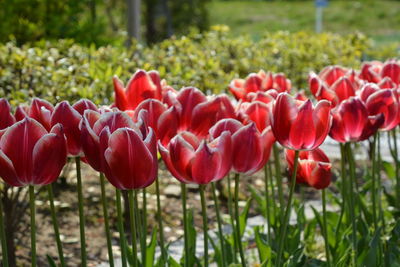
[81,110,157,189]
[229,70,291,101]
[329,97,384,142]
[239,101,272,132]
[132,99,167,137]
[0,118,67,187]
[359,61,382,83]
[365,89,399,131]
[0,99,16,130]
[15,98,54,131]
[113,70,162,111]
[271,93,331,150]
[381,60,400,85]
[159,131,232,184]
[210,119,275,174]
[285,148,331,189]
[318,65,348,86]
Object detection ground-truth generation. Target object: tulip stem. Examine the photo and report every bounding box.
[211,182,227,267]
[273,144,284,212]
[141,188,147,266]
[99,173,114,267]
[234,173,247,266]
[268,163,278,221]
[345,143,357,267]
[276,150,299,267]
[133,190,143,263]
[116,189,127,267]
[322,189,331,267]
[155,176,167,263]
[75,157,87,267]
[263,164,272,243]
[128,190,138,267]
[334,144,347,251]
[227,174,238,263]
[47,184,65,267]
[199,185,209,267]
[0,194,9,267]
[392,130,400,208]
[29,185,36,267]
[371,134,378,230]
[181,183,189,267]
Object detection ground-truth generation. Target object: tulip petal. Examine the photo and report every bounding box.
[289,100,316,149]
[93,111,136,136]
[32,124,67,185]
[159,141,190,183]
[0,99,15,130]
[73,99,98,115]
[113,76,129,110]
[177,87,207,130]
[0,150,22,187]
[312,100,331,148]
[126,70,159,110]
[272,93,297,148]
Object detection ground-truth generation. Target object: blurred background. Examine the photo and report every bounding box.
[1,0,399,46]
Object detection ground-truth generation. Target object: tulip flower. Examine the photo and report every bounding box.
[359,61,382,83]
[0,118,67,187]
[15,98,54,131]
[329,97,384,143]
[239,101,272,132]
[229,70,291,101]
[132,99,167,137]
[365,89,399,131]
[271,93,332,151]
[381,60,400,85]
[113,70,163,111]
[0,99,15,131]
[318,65,349,86]
[285,148,331,189]
[0,118,67,267]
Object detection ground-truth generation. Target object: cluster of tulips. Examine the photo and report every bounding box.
[0,58,399,267]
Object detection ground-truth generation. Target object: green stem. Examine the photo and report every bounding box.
[75,157,87,267]
[335,144,347,253]
[234,173,247,266]
[142,188,147,266]
[29,185,36,267]
[345,143,357,267]
[273,144,284,211]
[128,190,138,267]
[322,189,331,267]
[276,150,299,267]
[155,177,166,263]
[371,134,378,230]
[268,163,278,223]
[211,182,227,267]
[181,183,189,267]
[264,165,272,243]
[47,185,65,267]
[199,185,209,267]
[392,130,400,208]
[134,190,143,263]
[0,194,9,267]
[99,173,114,267]
[377,133,385,229]
[116,189,127,267]
[227,174,238,263]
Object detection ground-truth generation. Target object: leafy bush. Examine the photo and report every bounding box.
[0,28,397,105]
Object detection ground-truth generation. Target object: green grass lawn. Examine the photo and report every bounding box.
[209,0,400,43]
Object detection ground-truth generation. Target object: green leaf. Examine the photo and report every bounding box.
[168,255,181,267]
[255,226,272,265]
[382,161,396,179]
[146,228,158,267]
[185,208,198,266]
[239,198,252,237]
[46,255,57,267]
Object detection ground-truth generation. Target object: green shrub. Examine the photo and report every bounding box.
[0,28,397,105]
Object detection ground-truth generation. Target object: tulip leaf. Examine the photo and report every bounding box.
[46,255,57,267]
[239,198,252,237]
[248,185,266,217]
[145,228,158,267]
[186,208,198,266]
[382,161,396,179]
[168,256,181,267]
[255,226,272,266]
[208,234,223,267]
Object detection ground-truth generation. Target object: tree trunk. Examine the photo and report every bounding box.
[161,0,173,37]
[126,0,141,46]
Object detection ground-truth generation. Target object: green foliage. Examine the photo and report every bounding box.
[0,29,395,105]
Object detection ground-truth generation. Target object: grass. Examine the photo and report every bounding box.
[209,0,400,44]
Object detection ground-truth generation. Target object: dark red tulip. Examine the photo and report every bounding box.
[132,99,167,136]
[378,77,397,89]
[113,70,162,111]
[72,99,98,115]
[285,148,331,189]
[318,65,348,86]
[159,131,232,184]
[210,119,275,175]
[51,101,83,156]
[271,93,332,150]
[15,98,54,131]
[0,99,16,130]
[359,61,382,83]
[329,97,384,142]
[0,118,67,187]
[309,72,338,107]
[365,89,399,131]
